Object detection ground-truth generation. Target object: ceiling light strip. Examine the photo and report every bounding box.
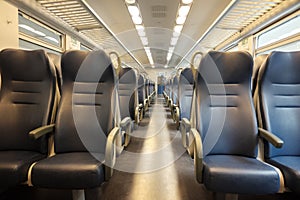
[125,1,154,68]
[167,0,193,66]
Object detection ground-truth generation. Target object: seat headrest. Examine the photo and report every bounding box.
[119,67,136,84]
[138,74,145,85]
[62,50,113,83]
[0,49,56,81]
[180,68,194,84]
[261,51,300,84]
[199,51,253,84]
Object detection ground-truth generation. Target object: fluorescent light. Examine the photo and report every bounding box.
[176,16,186,24]
[141,37,148,45]
[182,0,193,4]
[164,65,168,68]
[18,24,35,32]
[148,56,154,65]
[34,30,46,37]
[167,52,172,61]
[169,47,175,52]
[144,47,151,54]
[132,16,142,24]
[171,37,178,45]
[137,29,146,36]
[178,5,190,17]
[125,0,135,4]
[173,31,180,37]
[45,36,59,44]
[174,25,183,33]
[136,25,144,30]
[128,5,140,16]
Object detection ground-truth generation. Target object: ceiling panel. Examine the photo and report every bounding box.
[29,0,296,74]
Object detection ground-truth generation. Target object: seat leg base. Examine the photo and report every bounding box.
[72,190,85,200]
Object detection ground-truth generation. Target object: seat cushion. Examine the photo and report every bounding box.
[31,152,105,189]
[203,155,280,194]
[268,156,300,193]
[0,151,45,187]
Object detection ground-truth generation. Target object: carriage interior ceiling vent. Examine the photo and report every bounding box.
[176,0,291,68]
[35,0,145,73]
[151,5,167,18]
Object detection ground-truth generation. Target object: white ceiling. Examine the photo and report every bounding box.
[85,0,231,72]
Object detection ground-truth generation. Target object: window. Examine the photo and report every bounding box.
[80,44,92,51]
[19,39,61,55]
[256,12,300,50]
[257,40,300,55]
[18,12,63,52]
[226,45,238,52]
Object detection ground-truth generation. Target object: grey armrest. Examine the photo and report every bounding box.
[174,106,180,129]
[120,117,132,147]
[181,118,191,131]
[258,127,283,148]
[138,103,143,109]
[29,124,55,139]
[135,106,140,124]
[190,128,203,184]
[180,118,191,148]
[105,127,121,181]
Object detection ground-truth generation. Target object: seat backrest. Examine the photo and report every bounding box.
[55,50,116,154]
[149,81,154,94]
[138,74,145,104]
[118,67,138,120]
[252,54,268,96]
[168,79,173,98]
[196,51,256,157]
[178,68,194,120]
[145,79,149,99]
[172,75,179,105]
[258,51,300,159]
[0,49,56,153]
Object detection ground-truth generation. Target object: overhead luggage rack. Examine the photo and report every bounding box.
[178,0,298,67]
[30,0,145,72]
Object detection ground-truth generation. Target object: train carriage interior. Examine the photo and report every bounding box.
[0,0,300,199]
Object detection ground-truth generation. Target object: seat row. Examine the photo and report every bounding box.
[165,50,300,198]
[0,48,154,199]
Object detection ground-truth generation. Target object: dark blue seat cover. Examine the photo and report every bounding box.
[31,50,115,189]
[138,75,145,105]
[178,68,194,120]
[118,67,138,120]
[0,49,56,187]
[197,51,280,194]
[172,75,179,106]
[258,51,300,193]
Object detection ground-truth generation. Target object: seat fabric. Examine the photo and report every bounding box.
[268,156,300,193]
[203,155,280,194]
[0,151,45,187]
[32,152,104,189]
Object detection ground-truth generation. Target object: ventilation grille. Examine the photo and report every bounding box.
[152,5,167,18]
